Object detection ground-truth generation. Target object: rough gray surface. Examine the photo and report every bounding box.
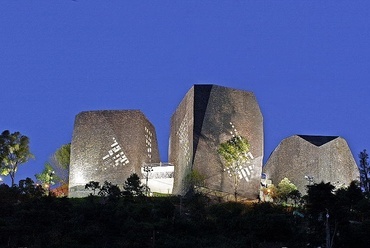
[68,110,160,197]
[169,85,263,199]
[263,135,360,194]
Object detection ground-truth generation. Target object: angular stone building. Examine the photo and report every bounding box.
[169,85,263,199]
[263,135,359,194]
[68,110,160,197]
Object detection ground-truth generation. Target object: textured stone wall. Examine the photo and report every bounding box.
[169,85,263,199]
[169,88,194,195]
[263,135,359,194]
[69,110,160,197]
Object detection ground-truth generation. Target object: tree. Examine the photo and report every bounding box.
[98,181,121,200]
[123,173,145,197]
[287,189,302,207]
[0,130,33,186]
[185,169,206,188]
[217,135,251,201]
[50,143,70,186]
[276,177,298,204]
[85,181,100,195]
[262,184,277,202]
[345,181,365,211]
[306,182,335,214]
[18,177,45,198]
[54,143,70,169]
[306,182,337,248]
[359,149,370,193]
[335,180,365,221]
[35,162,58,194]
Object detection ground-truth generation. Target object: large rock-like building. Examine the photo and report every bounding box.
[263,135,359,194]
[68,110,160,197]
[169,85,263,199]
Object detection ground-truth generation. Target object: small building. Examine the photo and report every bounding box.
[141,163,174,194]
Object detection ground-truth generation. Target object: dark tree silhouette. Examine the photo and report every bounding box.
[18,177,45,198]
[123,173,145,197]
[359,149,370,193]
[85,181,100,195]
[98,181,121,200]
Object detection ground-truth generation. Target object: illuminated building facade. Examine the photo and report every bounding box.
[169,85,263,199]
[68,110,160,197]
[263,135,360,194]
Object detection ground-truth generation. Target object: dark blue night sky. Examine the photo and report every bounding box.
[1,1,369,184]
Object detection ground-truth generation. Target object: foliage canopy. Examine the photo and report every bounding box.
[54,143,70,170]
[35,162,58,188]
[277,177,298,203]
[0,130,33,185]
[217,135,251,166]
[218,135,251,201]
